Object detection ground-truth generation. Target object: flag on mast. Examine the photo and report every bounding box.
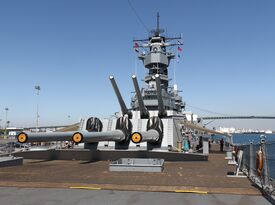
[177,46,183,63]
[134,42,139,53]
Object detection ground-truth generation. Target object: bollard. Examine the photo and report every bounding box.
[203,137,209,155]
[225,151,232,160]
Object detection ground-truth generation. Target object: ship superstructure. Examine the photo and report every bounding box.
[131,13,184,117]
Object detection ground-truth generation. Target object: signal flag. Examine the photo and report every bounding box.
[134,42,139,53]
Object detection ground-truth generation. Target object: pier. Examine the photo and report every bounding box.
[202,116,275,120]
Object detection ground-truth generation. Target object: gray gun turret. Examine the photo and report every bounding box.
[132,75,149,119]
[72,116,132,149]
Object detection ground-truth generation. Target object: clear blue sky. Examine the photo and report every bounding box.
[0,0,274,130]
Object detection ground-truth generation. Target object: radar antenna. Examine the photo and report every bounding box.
[156,12,160,35]
[151,12,164,36]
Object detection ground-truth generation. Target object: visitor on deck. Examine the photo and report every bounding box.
[220,138,224,152]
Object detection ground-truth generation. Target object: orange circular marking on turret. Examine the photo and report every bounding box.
[18,133,27,143]
[131,132,142,143]
[72,133,83,143]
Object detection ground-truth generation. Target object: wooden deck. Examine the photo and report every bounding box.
[0,145,260,195]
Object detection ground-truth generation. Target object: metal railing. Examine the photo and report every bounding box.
[238,136,275,201]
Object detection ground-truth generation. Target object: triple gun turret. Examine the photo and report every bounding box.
[17,75,164,148]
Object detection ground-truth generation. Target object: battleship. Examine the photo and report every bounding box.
[0,13,273,205]
[15,13,228,160]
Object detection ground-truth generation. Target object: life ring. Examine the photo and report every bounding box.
[256,150,263,176]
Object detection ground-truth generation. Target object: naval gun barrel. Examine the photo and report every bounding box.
[17,131,75,143]
[155,74,167,117]
[132,75,149,118]
[131,129,160,144]
[72,116,132,144]
[72,130,126,143]
[109,76,132,118]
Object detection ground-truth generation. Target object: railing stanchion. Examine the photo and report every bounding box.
[249,141,254,178]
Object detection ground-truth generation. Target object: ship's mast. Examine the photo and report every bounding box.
[137,13,177,91]
[156,12,160,36]
[132,13,184,113]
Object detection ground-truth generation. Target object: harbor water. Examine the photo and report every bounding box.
[232,133,275,145]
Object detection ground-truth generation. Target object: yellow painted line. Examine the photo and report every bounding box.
[70,186,101,190]
[175,190,208,194]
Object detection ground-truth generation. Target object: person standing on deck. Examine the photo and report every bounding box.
[220,138,224,152]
